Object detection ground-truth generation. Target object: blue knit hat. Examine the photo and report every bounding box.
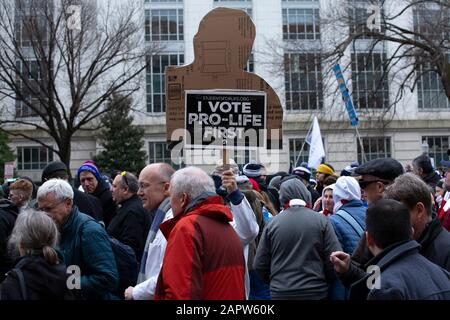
[77,160,102,181]
[243,160,264,178]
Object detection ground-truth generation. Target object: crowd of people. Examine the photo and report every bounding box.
[0,153,450,300]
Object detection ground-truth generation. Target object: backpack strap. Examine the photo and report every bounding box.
[335,209,364,237]
[13,269,28,300]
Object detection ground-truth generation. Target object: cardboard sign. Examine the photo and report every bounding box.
[4,162,14,180]
[165,7,283,149]
[185,90,266,149]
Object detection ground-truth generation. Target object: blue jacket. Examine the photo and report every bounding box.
[59,206,119,300]
[349,240,450,300]
[330,200,366,255]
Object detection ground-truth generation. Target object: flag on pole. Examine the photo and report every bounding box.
[306,116,325,169]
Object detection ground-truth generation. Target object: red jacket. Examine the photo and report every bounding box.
[438,199,450,232]
[155,196,245,300]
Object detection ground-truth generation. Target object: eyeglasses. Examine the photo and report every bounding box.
[138,181,167,190]
[358,179,390,189]
[120,171,129,188]
[39,198,68,213]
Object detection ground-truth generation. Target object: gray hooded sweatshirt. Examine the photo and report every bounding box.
[254,178,342,300]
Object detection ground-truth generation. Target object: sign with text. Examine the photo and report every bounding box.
[333,64,359,126]
[185,90,266,149]
[4,162,14,180]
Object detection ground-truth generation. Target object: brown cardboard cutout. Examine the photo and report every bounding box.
[165,7,283,149]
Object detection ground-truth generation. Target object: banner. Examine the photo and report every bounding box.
[185,90,266,149]
[333,64,358,126]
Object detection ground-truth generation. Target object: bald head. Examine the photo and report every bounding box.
[138,163,174,211]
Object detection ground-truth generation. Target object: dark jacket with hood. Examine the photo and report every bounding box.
[0,199,19,282]
[74,188,102,221]
[0,254,68,300]
[92,179,117,228]
[107,194,150,263]
[349,240,450,300]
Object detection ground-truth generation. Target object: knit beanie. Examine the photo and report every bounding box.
[77,160,101,181]
[243,160,264,178]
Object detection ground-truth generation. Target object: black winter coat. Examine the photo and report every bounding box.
[349,241,450,300]
[92,180,117,228]
[0,200,19,282]
[74,188,102,221]
[107,195,150,262]
[0,255,69,300]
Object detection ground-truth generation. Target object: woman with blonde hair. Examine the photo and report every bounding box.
[0,209,69,300]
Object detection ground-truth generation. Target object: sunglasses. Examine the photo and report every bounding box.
[358,179,390,189]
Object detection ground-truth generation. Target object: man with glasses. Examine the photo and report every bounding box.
[108,171,150,262]
[354,157,404,206]
[37,179,119,300]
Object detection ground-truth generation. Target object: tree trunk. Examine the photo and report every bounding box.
[58,140,72,181]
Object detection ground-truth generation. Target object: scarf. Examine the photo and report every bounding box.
[137,197,171,284]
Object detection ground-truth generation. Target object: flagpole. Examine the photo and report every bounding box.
[355,126,367,163]
[294,118,314,169]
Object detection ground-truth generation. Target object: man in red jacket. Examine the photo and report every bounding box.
[154,166,245,300]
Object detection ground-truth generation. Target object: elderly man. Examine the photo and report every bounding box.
[41,161,102,220]
[125,163,258,300]
[37,179,118,300]
[77,161,116,227]
[254,178,341,300]
[108,171,150,262]
[154,167,245,300]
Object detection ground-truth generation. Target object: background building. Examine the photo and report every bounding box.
[4,0,450,180]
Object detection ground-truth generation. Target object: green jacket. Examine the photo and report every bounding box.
[58,206,119,299]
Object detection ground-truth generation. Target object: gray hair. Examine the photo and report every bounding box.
[37,178,74,201]
[119,172,139,194]
[170,166,215,200]
[8,209,60,265]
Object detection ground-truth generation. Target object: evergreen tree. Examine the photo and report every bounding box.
[0,131,15,184]
[94,95,147,176]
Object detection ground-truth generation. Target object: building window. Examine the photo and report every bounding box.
[14,0,51,48]
[145,9,183,41]
[417,61,450,109]
[289,138,310,168]
[17,146,53,170]
[284,53,323,110]
[422,136,450,166]
[213,1,253,17]
[15,60,48,118]
[351,52,389,109]
[148,142,182,169]
[244,53,254,73]
[146,53,184,113]
[357,137,391,164]
[282,8,320,40]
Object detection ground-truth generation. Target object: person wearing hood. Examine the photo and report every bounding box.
[313,184,335,216]
[328,176,366,300]
[253,178,341,299]
[0,209,69,300]
[77,160,117,228]
[154,167,245,300]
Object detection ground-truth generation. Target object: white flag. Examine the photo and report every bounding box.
[307,116,325,169]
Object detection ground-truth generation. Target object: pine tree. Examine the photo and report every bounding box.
[0,131,15,184]
[94,95,147,176]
